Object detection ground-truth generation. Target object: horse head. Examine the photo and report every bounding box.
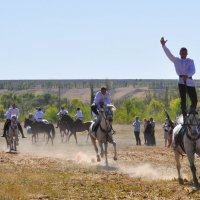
[186,112,200,139]
[99,104,116,122]
[10,114,18,128]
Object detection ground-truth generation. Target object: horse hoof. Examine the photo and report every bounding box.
[113,156,117,161]
[97,155,101,162]
[178,178,184,185]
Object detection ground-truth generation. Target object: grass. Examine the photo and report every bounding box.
[0,154,199,200]
[0,123,200,199]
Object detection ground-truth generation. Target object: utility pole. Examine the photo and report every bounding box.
[58,85,61,110]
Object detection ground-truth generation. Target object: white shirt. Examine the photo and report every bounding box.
[34,110,44,122]
[93,91,111,108]
[133,120,141,132]
[75,110,83,120]
[162,45,196,87]
[7,108,20,120]
[57,109,68,116]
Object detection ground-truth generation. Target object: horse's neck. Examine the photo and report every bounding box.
[99,114,111,130]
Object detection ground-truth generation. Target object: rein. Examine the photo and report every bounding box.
[99,110,112,134]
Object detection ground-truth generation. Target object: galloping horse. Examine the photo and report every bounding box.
[89,104,117,166]
[59,115,92,144]
[24,118,55,144]
[173,112,200,190]
[6,115,19,152]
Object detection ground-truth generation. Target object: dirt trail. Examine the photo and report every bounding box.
[0,124,183,181]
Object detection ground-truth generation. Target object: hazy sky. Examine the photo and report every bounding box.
[0,0,200,80]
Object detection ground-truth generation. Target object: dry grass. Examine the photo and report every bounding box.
[0,124,200,199]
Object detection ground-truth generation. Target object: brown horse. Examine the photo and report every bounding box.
[59,114,92,144]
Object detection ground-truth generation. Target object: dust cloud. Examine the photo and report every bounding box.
[0,130,177,181]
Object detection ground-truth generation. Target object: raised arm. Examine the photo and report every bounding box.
[160,37,176,63]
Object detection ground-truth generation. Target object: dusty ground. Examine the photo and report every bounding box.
[0,123,200,199]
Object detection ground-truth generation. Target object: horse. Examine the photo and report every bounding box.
[24,118,55,144]
[6,115,19,152]
[89,104,117,166]
[59,114,92,144]
[173,112,200,190]
[57,114,70,142]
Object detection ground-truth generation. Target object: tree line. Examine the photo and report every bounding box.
[0,90,198,124]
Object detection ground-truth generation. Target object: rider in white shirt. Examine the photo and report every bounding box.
[2,103,26,138]
[34,108,44,122]
[57,107,68,116]
[56,106,68,128]
[91,87,113,137]
[75,108,83,121]
[160,37,198,119]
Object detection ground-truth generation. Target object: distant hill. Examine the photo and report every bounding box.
[0,79,199,103]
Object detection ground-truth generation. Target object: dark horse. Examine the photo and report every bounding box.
[24,118,55,144]
[59,114,92,144]
[57,114,70,142]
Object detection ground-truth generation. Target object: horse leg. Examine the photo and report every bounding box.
[174,149,183,184]
[186,151,200,189]
[86,132,89,143]
[98,141,104,158]
[50,132,53,145]
[74,132,77,144]
[68,132,73,143]
[91,136,100,162]
[104,142,108,166]
[112,140,117,161]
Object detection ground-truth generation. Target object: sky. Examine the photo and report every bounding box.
[0,0,200,80]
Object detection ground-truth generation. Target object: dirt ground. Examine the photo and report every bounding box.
[0,123,200,199]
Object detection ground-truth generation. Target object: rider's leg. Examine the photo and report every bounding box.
[2,119,10,137]
[17,123,26,138]
[187,86,198,114]
[178,84,187,119]
[91,105,99,116]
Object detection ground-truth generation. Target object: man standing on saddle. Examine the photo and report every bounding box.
[34,107,44,122]
[160,37,198,121]
[2,103,26,138]
[91,87,111,138]
[56,106,68,128]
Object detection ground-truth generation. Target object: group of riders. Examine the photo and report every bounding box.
[1,86,112,140]
[1,37,199,144]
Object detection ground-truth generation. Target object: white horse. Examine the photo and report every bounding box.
[173,112,200,190]
[89,104,117,166]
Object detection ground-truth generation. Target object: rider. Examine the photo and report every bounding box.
[160,37,198,122]
[34,107,44,122]
[2,103,26,138]
[75,108,83,121]
[56,106,68,128]
[91,87,111,138]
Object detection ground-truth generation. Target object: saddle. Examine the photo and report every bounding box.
[174,125,186,153]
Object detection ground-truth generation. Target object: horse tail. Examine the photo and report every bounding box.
[51,124,55,139]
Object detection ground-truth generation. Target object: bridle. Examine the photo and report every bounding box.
[99,106,113,134]
[185,114,200,141]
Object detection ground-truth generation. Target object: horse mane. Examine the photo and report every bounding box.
[176,114,183,125]
[61,114,74,122]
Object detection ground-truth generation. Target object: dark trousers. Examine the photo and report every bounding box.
[178,84,197,115]
[134,131,141,145]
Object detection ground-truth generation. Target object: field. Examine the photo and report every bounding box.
[0,123,200,199]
